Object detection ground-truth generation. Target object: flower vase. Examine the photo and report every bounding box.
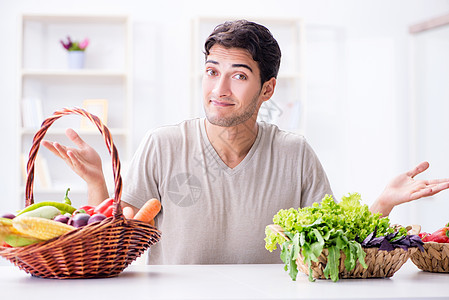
[67,51,85,69]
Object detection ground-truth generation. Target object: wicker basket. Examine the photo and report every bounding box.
[296,247,409,279]
[0,108,161,279]
[409,225,449,273]
[268,224,410,280]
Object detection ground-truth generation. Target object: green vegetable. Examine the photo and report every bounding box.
[17,202,76,216]
[17,206,61,219]
[64,188,72,205]
[265,193,402,282]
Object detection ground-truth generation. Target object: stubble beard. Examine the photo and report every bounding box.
[205,92,261,127]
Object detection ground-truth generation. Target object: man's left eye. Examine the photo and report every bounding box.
[234,74,247,80]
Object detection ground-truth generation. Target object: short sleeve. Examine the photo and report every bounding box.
[121,130,161,209]
[300,139,333,207]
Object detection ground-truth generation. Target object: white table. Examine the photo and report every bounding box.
[0,260,447,299]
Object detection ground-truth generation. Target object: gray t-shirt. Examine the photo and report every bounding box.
[122,118,332,264]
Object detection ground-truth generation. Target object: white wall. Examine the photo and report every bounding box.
[1,0,448,228]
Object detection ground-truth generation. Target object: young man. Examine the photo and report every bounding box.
[42,20,449,264]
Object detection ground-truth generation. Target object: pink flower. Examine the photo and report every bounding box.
[79,38,89,50]
[60,36,89,51]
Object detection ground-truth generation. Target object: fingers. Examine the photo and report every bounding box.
[409,182,449,201]
[41,140,66,160]
[43,140,79,167]
[425,178,449,185]
[53,142,71,161]
[427,182,449,196]
[66,128,87,149]
[409,187,433,201]
[406,161,430,178]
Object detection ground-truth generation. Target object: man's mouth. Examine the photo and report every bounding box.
[210,100,235,107]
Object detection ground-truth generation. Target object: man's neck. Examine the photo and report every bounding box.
[204,118,259,169]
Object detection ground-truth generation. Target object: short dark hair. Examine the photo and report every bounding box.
[204,20,281,85]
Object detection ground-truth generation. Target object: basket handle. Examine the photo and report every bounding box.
[25,107,123,218]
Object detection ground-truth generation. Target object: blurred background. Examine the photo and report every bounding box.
[0,0,448,232]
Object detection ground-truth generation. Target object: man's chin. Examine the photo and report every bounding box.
[205,115,235,127]
[205,113,256,128]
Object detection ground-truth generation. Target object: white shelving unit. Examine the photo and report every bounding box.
[190,17,306,134]
[17,14,132,208]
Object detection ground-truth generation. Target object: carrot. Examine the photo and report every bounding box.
[122,206,135,219]
[134,198,161,223]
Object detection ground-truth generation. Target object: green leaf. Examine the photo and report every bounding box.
[309,229,325,259]
[342,243,356,271]
[288,245,299,281]
[353,241,368,268]
[323,245,341,282]
[292,233,301,260]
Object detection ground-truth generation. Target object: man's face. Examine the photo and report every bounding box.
[202,45,265,127]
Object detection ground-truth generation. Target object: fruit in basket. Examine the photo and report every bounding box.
[87,213,107,225]
[123,206,135,219]
[420,225,449,243]
[12,216,75,240]
[16,201,77,216]
[18,205,61,219]
[53,214,70,224]
[93,198,115,217]
[78,205,95,216]
[134,198,161,223]
[68,213,91,228]
[1,213,16,219]
[0,218,44,247]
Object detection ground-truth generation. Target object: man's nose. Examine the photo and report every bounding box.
[213,76,231,98]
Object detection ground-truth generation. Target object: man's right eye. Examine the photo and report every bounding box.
[206,69,217,76]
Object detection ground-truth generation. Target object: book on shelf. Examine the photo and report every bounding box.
[21,97,43,129]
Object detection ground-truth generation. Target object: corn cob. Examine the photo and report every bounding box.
[12,216,75,240]
[0,218,44,247]
[0,217,13,227]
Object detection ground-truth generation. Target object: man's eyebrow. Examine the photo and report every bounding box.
[205,60,253,73]
[232,64,253,73]
[205,59,219,65]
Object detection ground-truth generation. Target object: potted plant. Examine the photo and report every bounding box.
[60,36,89,69]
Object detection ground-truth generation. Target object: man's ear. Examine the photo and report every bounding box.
[261,77,276,102]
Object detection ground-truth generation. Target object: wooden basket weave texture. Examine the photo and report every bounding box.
[410,242,449,273]
[268,224,410,280]
[296,247,410,279]
[0,108,161,279]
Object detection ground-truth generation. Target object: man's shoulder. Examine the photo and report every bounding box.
[259,121,307,147]
[149,118,202,139]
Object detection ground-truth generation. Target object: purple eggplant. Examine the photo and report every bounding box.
[68,213,91,228]
[87,213,107,225]
[1,213,15,219]
[53,214,70,224]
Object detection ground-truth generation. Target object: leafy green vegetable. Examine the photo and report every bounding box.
[265,193,399,282]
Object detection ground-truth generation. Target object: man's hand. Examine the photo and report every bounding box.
[370,161,449,216]
[41,128,109,205]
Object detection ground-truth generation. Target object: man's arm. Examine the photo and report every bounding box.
[41,128,109,205]
[370,161,449,216]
